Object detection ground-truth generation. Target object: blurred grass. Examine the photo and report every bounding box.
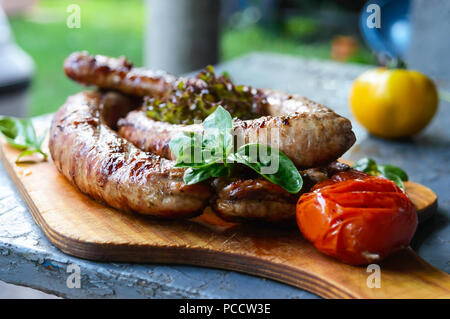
[222,23,376,64]
[9,0,144,115]
[222,26,331,61]
[8,0,374,116]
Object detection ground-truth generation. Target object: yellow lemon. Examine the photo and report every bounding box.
[350,68,438,138]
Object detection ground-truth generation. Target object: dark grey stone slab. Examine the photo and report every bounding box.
[408,0,450,84]
[0,53,448,298]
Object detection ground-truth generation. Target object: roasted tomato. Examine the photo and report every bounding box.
[296,171,417,265]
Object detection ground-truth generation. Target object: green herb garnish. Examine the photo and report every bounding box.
[353,157,408,191]
[0,116,47,163]
[145,66,267,124]
[169,106,303,193]
[230,143,303,194]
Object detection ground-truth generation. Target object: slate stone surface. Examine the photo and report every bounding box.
[0,53,448,298]
[408,0,450,85]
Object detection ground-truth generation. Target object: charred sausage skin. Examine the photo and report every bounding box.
[49,91,210,218]
[49,91,350,222]
[65,52,356,168]
[118,96,355,168]
[58,52,355,222]
[64,51,176,98]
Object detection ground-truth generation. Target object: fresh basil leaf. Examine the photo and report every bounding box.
[353,157,408,192]
[203,105,232,135]
[0,116,47,162]
[353,157,378,174]
[231,143,303,194]
[208,163,230,178]
[0,117,18,139]
[183,164,229,185]
[202,132,223,155]
[171,133,223,168]
[0,117,28,149]
[378,164,408,181]
[382,172,405,191]
[168,107,303,192]
[174,146,219,168]
[22,118,37,146]
[16,149,47,163]
[36,129,48,149]
[174,146,206,167]
[168,131,202,159]
[2,135,28,150]
[202,106,233,157]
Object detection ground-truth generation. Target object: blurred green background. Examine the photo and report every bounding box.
[8,0,375,116]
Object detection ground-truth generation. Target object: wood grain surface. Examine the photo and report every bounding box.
[0,131,448,299]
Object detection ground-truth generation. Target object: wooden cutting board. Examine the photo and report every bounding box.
[0,125,448,299]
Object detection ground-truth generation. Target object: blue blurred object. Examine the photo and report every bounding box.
[360,0,411,60]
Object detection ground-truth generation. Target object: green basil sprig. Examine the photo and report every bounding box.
[353,157,408,191]
[230,143,303,194]
[0,116,47,163]
[169,106,303,194]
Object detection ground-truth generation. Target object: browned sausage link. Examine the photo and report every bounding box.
[48,90,301,222]
[118,92,356,168]
[64,52,176,98]
[49,91,210,218]
[211,178,299,223]
[47,90,350,222]
[63,52,356,168]
[211,163,350,223]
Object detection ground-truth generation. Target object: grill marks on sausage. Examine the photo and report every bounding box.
[119,104,355,168]
[49,91,352,222]
[64,52,176,98]
[98,156,124,187]
[211,163,350,222]
[58,52,357,221]
[64,52,356,168]
[49,91,211,218]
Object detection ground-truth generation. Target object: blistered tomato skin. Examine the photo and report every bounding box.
[296,171,418,265]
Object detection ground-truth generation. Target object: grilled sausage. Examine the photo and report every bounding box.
[211,162,350,223]
[118,94,355,168]
[63,52,355,168]
[60,52,355,221]
[49,90,350,222]
[64,51,176,98]
[49,91,211,218]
